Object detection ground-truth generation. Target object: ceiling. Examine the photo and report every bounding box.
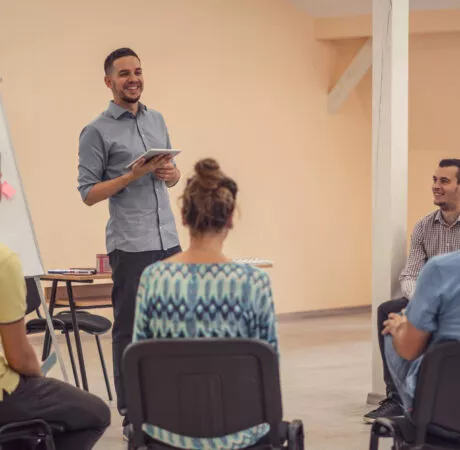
[292,0,460,17]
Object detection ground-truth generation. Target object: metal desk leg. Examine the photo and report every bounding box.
[41,280,57,361]
[35,278,68,383]
[66,281,89,391]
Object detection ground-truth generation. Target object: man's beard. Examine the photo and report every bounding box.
[438,202,448,209]
[120,93,141,104]
[117,84,143,104]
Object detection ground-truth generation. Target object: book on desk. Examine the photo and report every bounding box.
[48,268,97,275]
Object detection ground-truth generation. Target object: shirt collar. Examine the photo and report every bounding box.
[434,209,460,225]
[107,101,147,119]
[434,209,443,223]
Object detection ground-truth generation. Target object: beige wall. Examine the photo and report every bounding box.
[348,33,460,233]
[1,0,372,314]
[315,9,460,40]
[407,33,460,230]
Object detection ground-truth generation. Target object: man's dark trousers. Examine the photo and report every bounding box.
[109,246,181,414]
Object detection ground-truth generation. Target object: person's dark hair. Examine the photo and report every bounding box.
[182,158,238,234]
[439,159,460,183]
[104,48,139,75]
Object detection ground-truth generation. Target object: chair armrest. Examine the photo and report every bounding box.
[0,419,54,442]
[371,416,413,446]
[371,417,401,438]
[50,423,65,433]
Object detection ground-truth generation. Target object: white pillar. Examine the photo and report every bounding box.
[369,0,409,402]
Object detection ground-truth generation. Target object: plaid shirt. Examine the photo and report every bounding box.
[400,210,460,299]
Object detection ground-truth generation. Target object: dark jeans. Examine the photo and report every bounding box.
[109,246,181,415]
[377,297,409,401]
[0,376,110,450]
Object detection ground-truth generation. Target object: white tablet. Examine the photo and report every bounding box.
[125,149,181,169]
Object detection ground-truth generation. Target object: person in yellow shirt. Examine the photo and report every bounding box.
[0,243,110,449]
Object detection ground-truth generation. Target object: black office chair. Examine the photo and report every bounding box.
[369,341,460,450]
[123,339,305,450]
[23,278,79,385]
[0,419,56,450]
[24,277,113,401]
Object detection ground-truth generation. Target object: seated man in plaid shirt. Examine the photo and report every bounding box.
[364,159,460,423]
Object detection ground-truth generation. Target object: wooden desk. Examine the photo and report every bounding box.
[42,273,112,282]
[40,273,112,392]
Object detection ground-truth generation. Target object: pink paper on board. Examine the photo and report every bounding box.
[1,182,16,200]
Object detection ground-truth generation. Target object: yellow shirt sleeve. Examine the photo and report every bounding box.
[0,252,26,324]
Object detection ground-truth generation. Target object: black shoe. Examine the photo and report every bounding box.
[363,397,404,424]
[121,414,129,428]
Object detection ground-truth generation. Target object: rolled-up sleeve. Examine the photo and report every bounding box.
[399,221,426,300]
[78,125,106,201]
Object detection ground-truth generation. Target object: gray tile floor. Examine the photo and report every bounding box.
[30,312,392,450]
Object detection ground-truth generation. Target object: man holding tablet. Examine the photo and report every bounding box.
[78,48,181,433]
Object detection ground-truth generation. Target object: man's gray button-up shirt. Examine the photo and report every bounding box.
[78,101,179,254]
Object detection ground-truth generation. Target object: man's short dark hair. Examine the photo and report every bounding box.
[104,48,139,75]
[439,159,460,183]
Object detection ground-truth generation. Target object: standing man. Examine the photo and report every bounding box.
[364,159,460,423]
[78,48,181,433]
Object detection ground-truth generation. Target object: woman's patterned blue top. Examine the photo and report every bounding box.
[133,262,279,449]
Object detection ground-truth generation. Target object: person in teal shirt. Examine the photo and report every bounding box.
[132,158,279,448]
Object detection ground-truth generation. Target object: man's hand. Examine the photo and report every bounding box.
[382,313,407,336]
[154,162,180,187]
[383,312,431,360]
[154,162,177,181]
[83,155,176,206]
[131,155,172,181]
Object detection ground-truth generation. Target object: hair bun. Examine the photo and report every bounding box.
[194,158,222,190]
[182,158,238,233]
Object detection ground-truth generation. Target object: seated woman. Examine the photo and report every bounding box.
[132,158,279,447]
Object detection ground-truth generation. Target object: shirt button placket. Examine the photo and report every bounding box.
[137,118,147,148]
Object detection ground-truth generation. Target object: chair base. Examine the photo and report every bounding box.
[0,419,56,450]
[128,420,305,450]
[370,417,460,450]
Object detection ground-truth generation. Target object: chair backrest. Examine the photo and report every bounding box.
[24,277,42,315]
[123,339,283,448]
[412,341,460,445]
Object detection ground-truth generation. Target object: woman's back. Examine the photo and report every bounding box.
[130,159,281,447]
[133,261,278,353]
